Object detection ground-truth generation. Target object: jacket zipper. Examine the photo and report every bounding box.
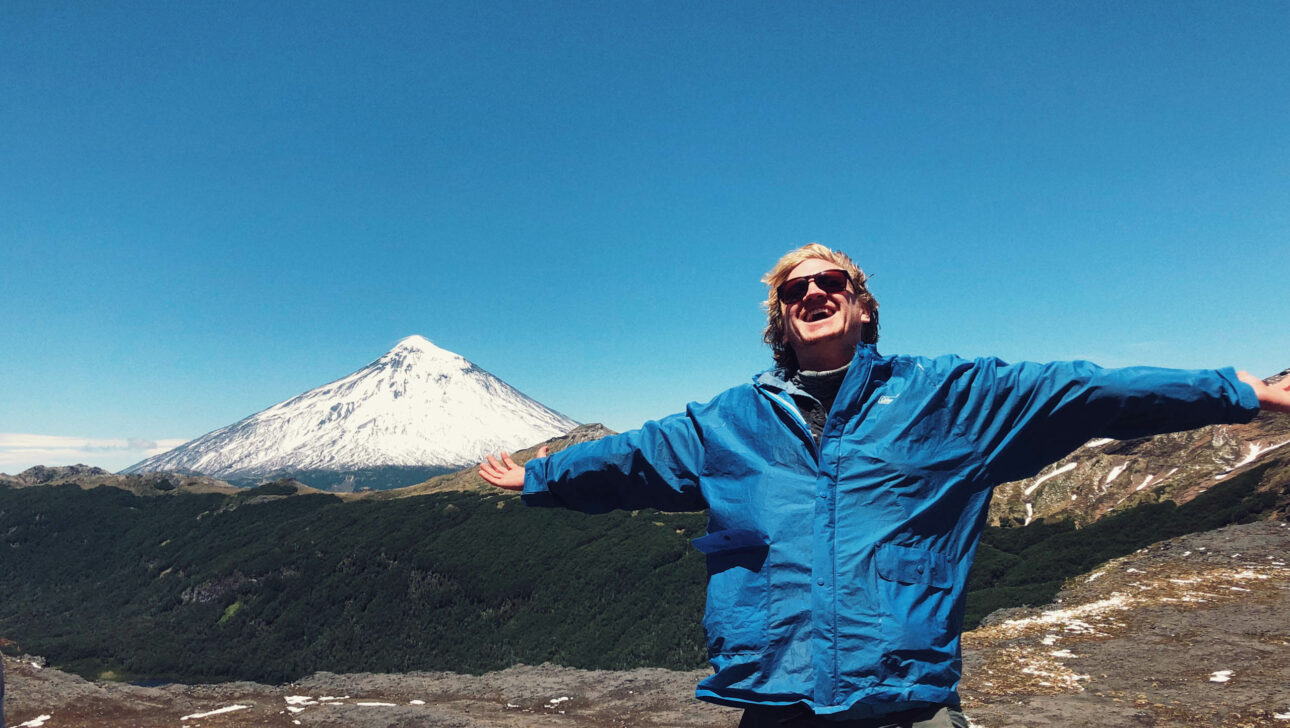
[760,389,820,461]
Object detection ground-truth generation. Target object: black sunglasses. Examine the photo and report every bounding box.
[777,269,851,304]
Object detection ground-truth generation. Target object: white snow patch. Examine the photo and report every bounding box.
[29,661,42,670]
[182,704,251,720]
[287,706,305,713]
[410,699,426,705]
[547,696,571,706]
[1040,634,1059,645]
[1214,439,1290,479]
[1085,438,1115,448]
[320,695,348,701]
[17,717,53,728]
[285,696,317,705]
[1104,463,1129,485]
[1134,473,1155,492]
[1050,649,1075,658]
[995,594,1133,634]
[1025,462,1078,496]
[1024,502,1034,526]
[1273,711,1290,719]
[357,702,398,707]
[1210,670,1233,683]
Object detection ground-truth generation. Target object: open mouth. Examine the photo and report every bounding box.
[804,309,833,322]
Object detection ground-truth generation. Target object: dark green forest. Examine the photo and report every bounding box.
[0,464,1279,684]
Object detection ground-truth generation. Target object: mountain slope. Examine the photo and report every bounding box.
[122,335,578,482]
[989,370,1290,526]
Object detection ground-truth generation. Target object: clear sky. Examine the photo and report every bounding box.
[2,1,1287,473]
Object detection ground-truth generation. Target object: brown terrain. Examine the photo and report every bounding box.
[7,520,1289,728]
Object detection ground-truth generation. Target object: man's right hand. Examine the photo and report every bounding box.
[478,446,549,490]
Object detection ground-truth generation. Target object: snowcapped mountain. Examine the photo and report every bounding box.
[122,336,578,484]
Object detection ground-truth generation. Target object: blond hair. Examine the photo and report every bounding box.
[761,243,879,370]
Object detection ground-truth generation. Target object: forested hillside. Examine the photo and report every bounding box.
[1,460,1284,684]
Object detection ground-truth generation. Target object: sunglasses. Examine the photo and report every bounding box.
[777,269,851,304]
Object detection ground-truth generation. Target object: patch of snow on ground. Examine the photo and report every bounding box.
[1085,438,1114,448]
[1273,711,1290,719]
[1024,462,1078,497]
[17,716,52,728]
[181,704,251,720]
[1104,463,1129,485]
[1216,439,1290,478]
[996,594,1133,634]
[1049,649,1075,658]
[1024,502,1034,526]
[357,702,398,706]
[1134,474,1155,492]
[285,696,317,705]
[410,700,426,705]
[1210,670,1233,683]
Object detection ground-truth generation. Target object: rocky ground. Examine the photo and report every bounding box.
[7,521,1290,728]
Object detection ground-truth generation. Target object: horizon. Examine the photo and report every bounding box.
[3,2,1287,472]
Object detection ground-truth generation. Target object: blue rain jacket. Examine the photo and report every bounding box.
[522,345,1259,719]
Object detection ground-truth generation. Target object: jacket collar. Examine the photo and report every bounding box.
[755,343,881,395]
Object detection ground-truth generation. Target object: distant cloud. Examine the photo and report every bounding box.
[0,433,189,474]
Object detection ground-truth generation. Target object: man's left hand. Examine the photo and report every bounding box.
[1237,371,1290,413]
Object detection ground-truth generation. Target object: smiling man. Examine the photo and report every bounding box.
[480,243,1290,728]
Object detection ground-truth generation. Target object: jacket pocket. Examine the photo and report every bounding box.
[693,528,769,656]
[874,544,957,685]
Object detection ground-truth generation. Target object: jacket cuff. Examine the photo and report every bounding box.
[1218,366,1262,421]
[520,457,561,507]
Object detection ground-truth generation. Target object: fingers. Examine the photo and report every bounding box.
[480,454,505,476]
[478,447,552,489]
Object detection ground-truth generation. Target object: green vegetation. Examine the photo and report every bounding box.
[0,463,1280,683]
[0,485,706,683]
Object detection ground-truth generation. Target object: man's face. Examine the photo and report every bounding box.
[780,258,871,369]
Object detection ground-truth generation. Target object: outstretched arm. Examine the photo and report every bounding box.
[1237,371,1290,413]
[478,446,549,491]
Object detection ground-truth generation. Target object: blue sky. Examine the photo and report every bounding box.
[2,1,1287,473]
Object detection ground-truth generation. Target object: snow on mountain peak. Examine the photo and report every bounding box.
[122,337,578,479]
[392,334,437,352]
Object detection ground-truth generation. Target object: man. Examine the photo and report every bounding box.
[480,243,1290,727]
